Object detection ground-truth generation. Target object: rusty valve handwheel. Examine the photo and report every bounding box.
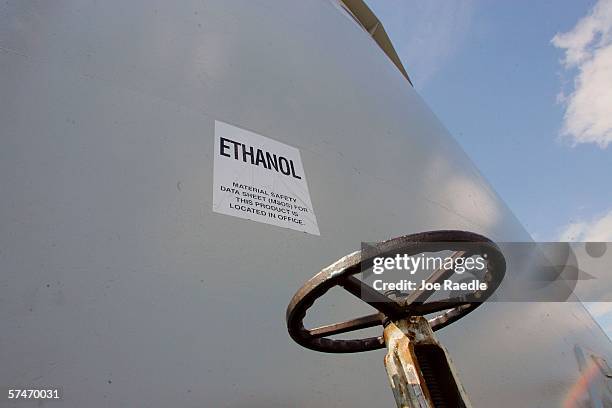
[286,230,506,353]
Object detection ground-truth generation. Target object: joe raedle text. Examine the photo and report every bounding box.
[368,253,489,293]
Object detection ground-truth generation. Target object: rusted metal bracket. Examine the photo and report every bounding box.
[384,316,472,408]
[285,230,506,407]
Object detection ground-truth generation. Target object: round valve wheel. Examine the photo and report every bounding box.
[286,230,506,353]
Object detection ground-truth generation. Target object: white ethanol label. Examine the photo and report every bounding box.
[212,120,320,235]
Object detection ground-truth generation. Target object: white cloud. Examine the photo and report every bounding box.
[552,0,612,148]
[558,208,612,241]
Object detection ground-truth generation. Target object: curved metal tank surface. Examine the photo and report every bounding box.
[1,1,610,407]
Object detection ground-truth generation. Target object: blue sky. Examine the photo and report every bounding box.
[367,0,612,335]
[367,0,612,242]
